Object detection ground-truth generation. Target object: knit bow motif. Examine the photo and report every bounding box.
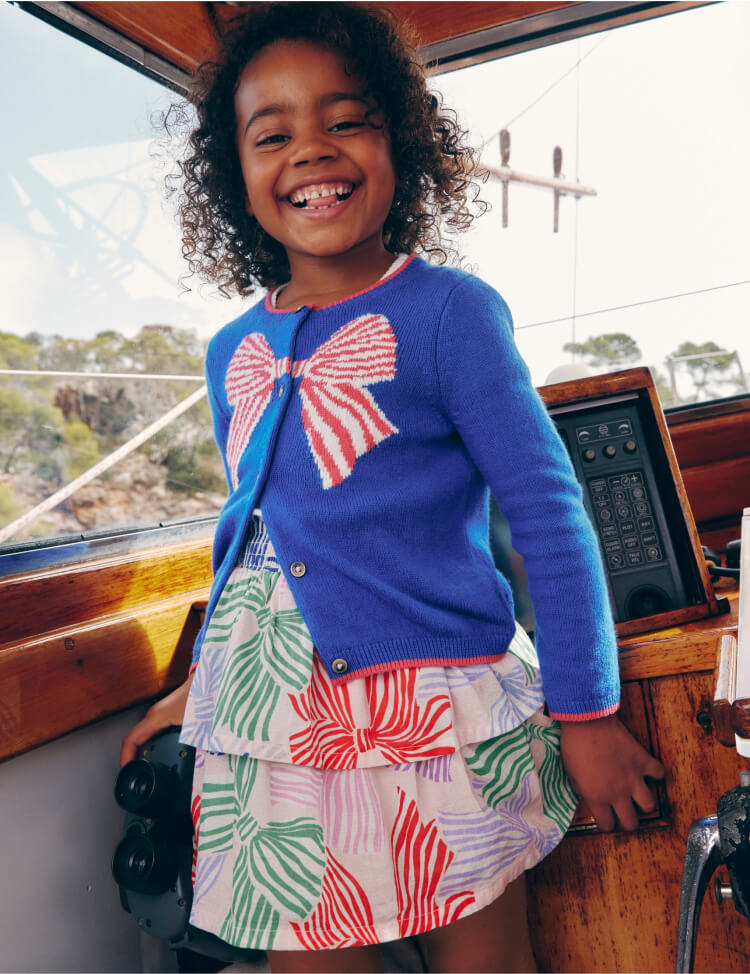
[225,313,399,490]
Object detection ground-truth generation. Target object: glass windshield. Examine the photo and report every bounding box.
[0,2,249,547]
[1,1,748,551]
[432,2,750,400]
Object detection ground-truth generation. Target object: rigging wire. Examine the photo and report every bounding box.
[569,38,582,348]
[476,35,608,153]
[516,279,750,331]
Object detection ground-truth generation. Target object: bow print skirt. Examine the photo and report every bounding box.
[181,513,578,951]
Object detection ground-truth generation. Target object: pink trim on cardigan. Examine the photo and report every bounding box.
[548,701,620,721]
[263,254,414,314]
[331,650,509,684]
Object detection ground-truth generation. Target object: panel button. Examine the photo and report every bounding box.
[582,448,596,463]
[627,551,644,565]
[603,445,617,458]
[332,658,348,674]
[645,546,662,562]
[290,561,307,578]
[623,439,638,454]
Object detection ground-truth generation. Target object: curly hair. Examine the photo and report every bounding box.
[172,2,485,296]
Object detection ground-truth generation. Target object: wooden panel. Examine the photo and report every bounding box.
[0,594,201,762]
[0,530,212,760]
[72,1,221,72]
[0,539,212,645]
[528,668,750,972]
[680,455,750,525]
[569,680,667,831]
[669,407,750,469]
[70,1,576,72]
[619,628,734,683]
[362,2,574,46]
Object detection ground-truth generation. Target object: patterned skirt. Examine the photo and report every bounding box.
[181,513,577,951]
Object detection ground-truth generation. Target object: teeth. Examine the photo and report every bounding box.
[289,182,353,204]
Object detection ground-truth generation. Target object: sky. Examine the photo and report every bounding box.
[1,0,749,391]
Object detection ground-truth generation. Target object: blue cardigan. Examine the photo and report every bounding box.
[192,256,620,720]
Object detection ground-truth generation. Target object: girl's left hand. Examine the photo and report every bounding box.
[559,714,665,832]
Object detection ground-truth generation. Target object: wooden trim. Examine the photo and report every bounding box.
[60,1,710,80]
[619,624,737,683]
[380,1,575,47]
[0,532,212,762]
[71,1,221,74]
[712,633,738,746]
[0,538,212,645]
[0,593,202,762]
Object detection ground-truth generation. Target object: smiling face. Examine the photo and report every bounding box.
[234,39,397,274]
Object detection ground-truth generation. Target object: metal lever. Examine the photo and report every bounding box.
[675,815,722,973]
[676,772,750,972]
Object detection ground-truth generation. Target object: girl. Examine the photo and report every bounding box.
[122,4,664,971]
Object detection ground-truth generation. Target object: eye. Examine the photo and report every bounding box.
[255,133,289,147]
[329,120,366,133]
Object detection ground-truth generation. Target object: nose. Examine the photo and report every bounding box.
[290,129,339,167]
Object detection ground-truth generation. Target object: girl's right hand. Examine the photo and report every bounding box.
[120,671,195,767]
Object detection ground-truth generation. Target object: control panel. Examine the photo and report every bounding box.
[553,398,691,623]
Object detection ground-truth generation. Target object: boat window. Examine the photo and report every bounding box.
[432,1,749,402]
[2,2,748,555]
[1,3,248,553]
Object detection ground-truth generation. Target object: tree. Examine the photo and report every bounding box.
[0,332,38,370]
[666,341,742,402]
[0,387,65,476]
[563,333,641,369]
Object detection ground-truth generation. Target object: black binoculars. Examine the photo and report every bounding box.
[112,729,195,940]
[112,728,263,964]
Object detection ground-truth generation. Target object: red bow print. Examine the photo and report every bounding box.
[225,314,399,489]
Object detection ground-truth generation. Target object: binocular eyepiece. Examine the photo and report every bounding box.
[114,757,181,818]
[112,735,194,903]
[111,829,180,896]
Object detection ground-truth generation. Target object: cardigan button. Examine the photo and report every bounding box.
[290,561,306,578]
[331,658,348,675]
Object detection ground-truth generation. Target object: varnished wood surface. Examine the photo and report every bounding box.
[70,1,579,73]
[0,537,212,762]
[528,668,750,973]
[0,538,212,645]
[668,400,750,531]
[73,1,220,73]
[0,596,200,763]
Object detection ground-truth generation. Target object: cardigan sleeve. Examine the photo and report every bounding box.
[435,275,620,720]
